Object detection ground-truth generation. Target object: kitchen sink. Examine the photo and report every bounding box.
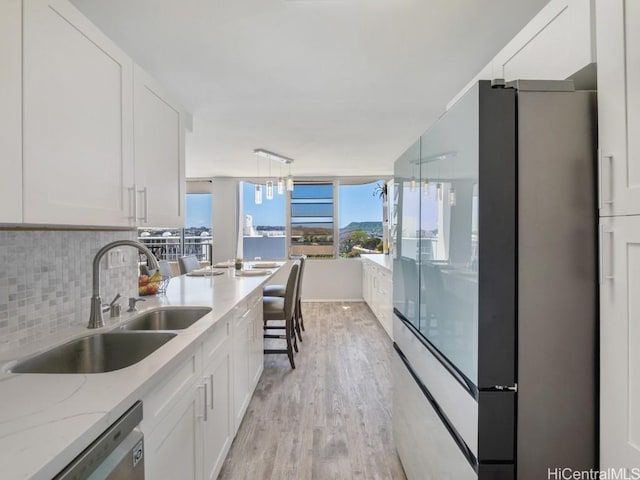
[10,332,176,374]
[119,307,211,331]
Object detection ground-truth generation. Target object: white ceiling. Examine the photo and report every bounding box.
[71,0,549,178]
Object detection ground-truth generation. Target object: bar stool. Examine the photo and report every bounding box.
[263,262,299,369]
[178,255,200,274]
[263,255,306,341]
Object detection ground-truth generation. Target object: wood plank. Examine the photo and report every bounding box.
[217,301,406,480]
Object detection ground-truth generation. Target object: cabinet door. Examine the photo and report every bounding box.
[248,294,264,389]
[145,384,204,480]
[202,341,233,480]
[600,216,640,469]
[0,0,22,223]
[133,65,185,228]
[233,307,251,431]
[379,272,394,340]
[492,0,594,82]
[22,0,134,226]
[597,0,640,216]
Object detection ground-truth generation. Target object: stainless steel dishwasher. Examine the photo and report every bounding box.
[54,401,145,480]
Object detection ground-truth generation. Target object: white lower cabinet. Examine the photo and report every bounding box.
[233,292,263,432]
[232,302,251,432]
[362,259,393,340]
[143,304,264,479]
[145,383,203,480]
[202,338,233,479]
[142,349,203,480]
[248,294,264,390]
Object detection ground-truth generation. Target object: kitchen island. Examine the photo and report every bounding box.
[0,264,284,480]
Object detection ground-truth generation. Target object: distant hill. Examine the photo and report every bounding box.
[340,221,382,233]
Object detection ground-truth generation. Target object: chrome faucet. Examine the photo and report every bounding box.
[88,240,159,329]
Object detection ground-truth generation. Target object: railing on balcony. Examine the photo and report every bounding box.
[138,235,212,263]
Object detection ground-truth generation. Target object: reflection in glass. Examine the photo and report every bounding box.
[394,84,480,385]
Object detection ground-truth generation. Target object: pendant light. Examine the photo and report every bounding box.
[254,153,262,204]
[423,180,430,196]
[253,149,294,192]
[449,188,457,206]
[286,163,294,191]
[437,183,443,201]
[410,163,417,191]
[277,164,284,195]
[266,158,274,200]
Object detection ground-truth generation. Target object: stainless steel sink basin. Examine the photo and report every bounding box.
[119,307,211,331]
[10,332,176,374]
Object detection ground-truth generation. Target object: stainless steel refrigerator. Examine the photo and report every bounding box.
[392,79,597,480]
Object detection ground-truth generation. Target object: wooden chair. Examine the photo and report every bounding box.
[178,255,200,274]
[263,262,299,369]
[263,255,306,341]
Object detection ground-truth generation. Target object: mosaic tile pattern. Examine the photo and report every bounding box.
[0,230,139,353]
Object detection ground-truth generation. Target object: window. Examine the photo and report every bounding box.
[138,193,213,262]
[241,181,286,259]
[290,183,335,258]
[338,181,384,257]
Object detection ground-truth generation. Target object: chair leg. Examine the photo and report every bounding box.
[294,304,303,342]
[298,298,305,331]
[285,319,296,369]
[292,327,299,353]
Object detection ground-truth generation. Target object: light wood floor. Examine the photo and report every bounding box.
[217,301,406,480]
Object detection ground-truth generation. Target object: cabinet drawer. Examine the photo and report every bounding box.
[141,348,202,433]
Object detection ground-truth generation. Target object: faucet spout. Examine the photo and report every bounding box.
[88,240,158,329]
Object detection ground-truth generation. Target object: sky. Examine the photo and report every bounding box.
[185,193,213,228]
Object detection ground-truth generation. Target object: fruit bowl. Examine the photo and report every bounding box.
[138,272,163,296]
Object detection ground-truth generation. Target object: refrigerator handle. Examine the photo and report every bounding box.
[598,150,614,209]
[599,225,614,284]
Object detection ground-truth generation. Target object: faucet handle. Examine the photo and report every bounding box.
[127,297,146,312]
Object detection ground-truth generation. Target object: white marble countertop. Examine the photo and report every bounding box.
[0,265,282,480]
[360,253,392,271]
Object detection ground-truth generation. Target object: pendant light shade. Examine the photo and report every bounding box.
[255,184,263,204]
[449,188,457,206]
[423,181,430,196]
[410,177,417,191]
[253,148,295,193]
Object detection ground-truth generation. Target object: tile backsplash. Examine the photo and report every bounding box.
[0,229,139,353]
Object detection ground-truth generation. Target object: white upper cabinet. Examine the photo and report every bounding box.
[22,0,135,226]
[0,0,23,223]
[597,0,640,217]
[133,65,186,228]
[448,0,596,111]
[491,0,595,82]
